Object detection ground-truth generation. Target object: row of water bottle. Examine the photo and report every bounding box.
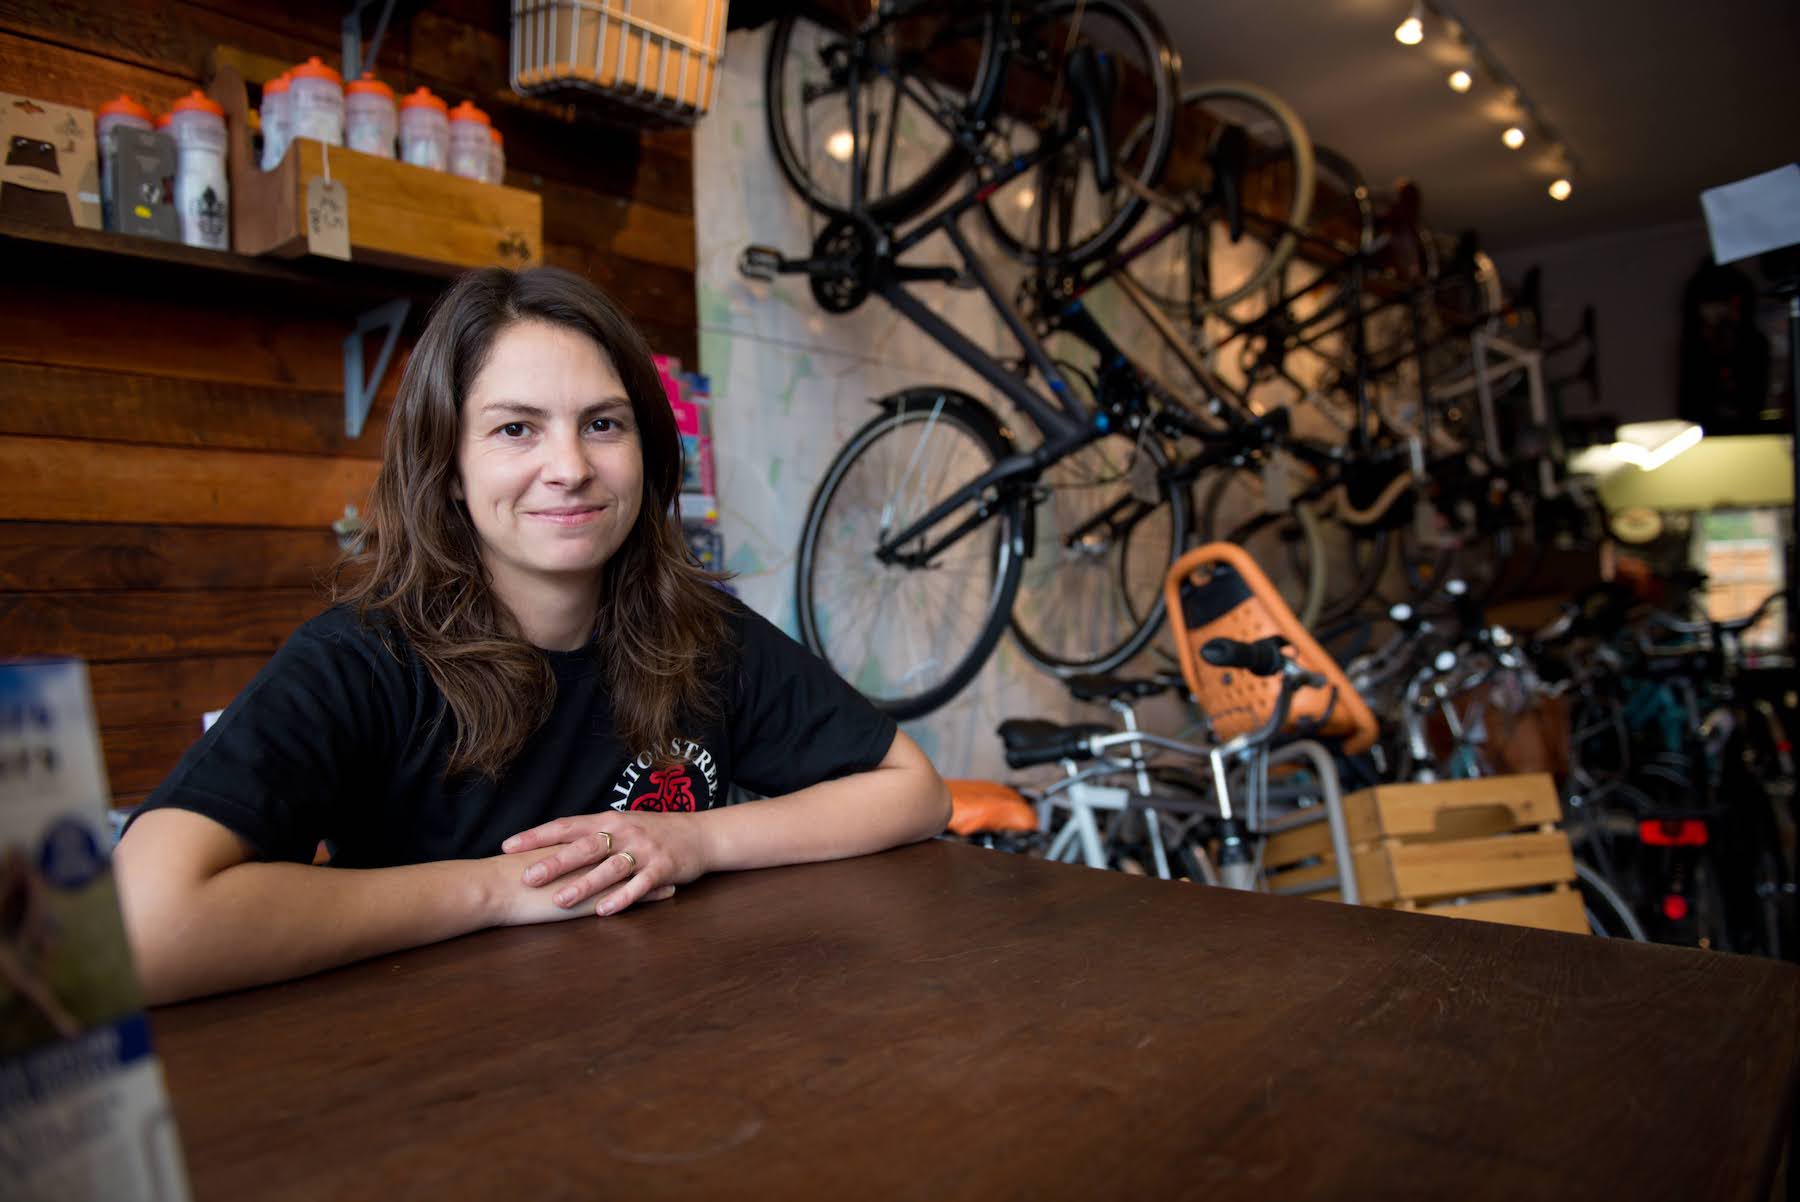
[260,58,504,184]
[95,60,508,254]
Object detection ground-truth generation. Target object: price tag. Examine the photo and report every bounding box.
[305,176,351,260]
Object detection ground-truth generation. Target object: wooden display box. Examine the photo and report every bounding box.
[1265,774,1586,935]
[207,64,541,276]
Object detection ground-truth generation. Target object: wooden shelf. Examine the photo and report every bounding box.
[0,217,449,314]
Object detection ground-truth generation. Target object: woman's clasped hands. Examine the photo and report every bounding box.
[496,810,711,921]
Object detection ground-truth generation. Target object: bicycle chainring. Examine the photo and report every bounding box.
[809,217,880,314]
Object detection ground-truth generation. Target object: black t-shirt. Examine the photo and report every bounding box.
[134,603,898,868]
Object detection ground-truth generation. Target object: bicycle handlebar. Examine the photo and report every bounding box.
[1202,636,1288,677]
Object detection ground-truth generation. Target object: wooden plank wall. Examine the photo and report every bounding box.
[0,0,699,810]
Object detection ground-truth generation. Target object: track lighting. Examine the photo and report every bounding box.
[1404,3,1584,204]
[1394,2,1424,44]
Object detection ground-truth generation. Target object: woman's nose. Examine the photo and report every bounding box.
[540,427,593,486]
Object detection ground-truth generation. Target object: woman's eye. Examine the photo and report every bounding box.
[500,422,528,438]
[588,418,617,433]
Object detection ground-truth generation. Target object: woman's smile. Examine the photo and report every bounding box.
[528,504,607,525]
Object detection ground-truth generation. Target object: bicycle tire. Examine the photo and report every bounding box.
[1009,428,1191,674]
[1574,860,1648,940]
[977,0,1181,269]
[1122,81,1316,318]
[795,388,1025,719]
[765,5,1006,223]
[1196,466,1327,628]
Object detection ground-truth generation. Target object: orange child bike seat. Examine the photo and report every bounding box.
[945,780,1039,836]
[1163,542,1378,755]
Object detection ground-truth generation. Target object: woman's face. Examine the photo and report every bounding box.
[455,319,645,598]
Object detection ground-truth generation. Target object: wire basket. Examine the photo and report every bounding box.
[511,0,729,125]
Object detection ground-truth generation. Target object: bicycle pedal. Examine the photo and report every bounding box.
[738,244,785,282]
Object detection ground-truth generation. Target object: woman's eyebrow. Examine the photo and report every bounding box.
[475,400,549,420]
[473,398,629,420]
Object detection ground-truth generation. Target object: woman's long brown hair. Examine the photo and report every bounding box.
[335,266,732,779]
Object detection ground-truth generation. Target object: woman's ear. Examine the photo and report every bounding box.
[450,475,464,501]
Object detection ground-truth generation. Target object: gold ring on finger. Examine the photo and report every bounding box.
[598,830,613,854]
[614,849,638,872]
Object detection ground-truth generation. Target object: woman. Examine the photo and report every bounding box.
[115,267,949,1004]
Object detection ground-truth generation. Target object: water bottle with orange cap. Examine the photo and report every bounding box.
[398,87,448,171]
[345,72,396,159]
[168,90,229,250]
[447,100,491,181]
[289,56,344,147]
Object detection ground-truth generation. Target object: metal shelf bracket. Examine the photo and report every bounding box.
[344,297,410,439]
[342,0,403,80]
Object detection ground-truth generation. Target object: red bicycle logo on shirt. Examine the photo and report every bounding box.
[632,766,698,812]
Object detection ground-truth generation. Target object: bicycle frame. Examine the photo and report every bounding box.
[853,130,1251,567]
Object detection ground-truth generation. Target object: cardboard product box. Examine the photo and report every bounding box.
[0,660,192,1201]
[0,94,101,229]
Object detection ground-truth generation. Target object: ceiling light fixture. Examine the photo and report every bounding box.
[1394,1,1425,44]
[825,129,855,162]
[1501,126,1525,149]
[1548,177,1572,201]
[1447,69,1472,93]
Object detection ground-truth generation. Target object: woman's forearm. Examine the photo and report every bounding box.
[121,855,498,1005]
[114,809,588,1005]
[696,731,951,874]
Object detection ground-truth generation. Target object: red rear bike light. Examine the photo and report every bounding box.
[1639,818,1708,847]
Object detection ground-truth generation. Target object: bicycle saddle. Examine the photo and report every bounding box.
[1065,673,1170,703]
[996,719,1114,769]
[945,780,1038,837]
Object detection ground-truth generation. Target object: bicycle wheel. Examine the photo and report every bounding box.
[796,388,1025,718]
[1197,466,1327,628]
[1122,81,1316,318]
[1009,429,1190,674]
[978,0,1180,269]
[765,4,1005,222]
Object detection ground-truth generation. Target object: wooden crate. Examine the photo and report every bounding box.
[208,64,542,276]
[1263,774,1585,934]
